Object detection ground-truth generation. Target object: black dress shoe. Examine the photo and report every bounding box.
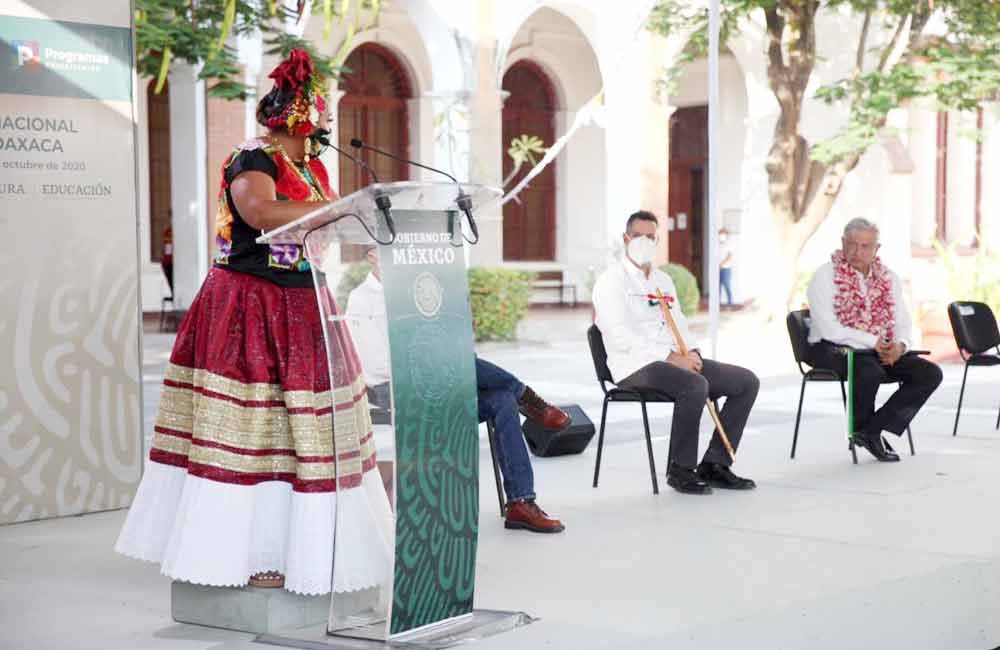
[853,433,900,462]
[697,462,756,490]
[666,463,712,495]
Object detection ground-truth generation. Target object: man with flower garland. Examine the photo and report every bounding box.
[806,218,942,462]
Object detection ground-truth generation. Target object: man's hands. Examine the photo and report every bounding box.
[876,339,906,366]
[667,350,703,373]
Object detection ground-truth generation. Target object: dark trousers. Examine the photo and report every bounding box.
[618,358,759,468]
[807,341,943,437]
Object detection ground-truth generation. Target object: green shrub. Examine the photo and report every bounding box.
[659,263,700,316]
[334,263,535,341]
[468,267,535,341]
[934,238,1000,318]
[334,260,371,309]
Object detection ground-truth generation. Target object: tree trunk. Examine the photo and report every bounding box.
[754,3,931,321]
[758,1,865,321]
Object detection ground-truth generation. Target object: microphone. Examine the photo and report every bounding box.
[312,129,395,240]
[349,138,479,243]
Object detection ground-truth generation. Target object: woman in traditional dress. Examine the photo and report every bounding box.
[116,49,392,595]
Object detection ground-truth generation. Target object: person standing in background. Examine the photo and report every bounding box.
[719,227,734,308]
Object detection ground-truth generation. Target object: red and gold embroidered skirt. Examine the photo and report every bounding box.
[150,267,376,493]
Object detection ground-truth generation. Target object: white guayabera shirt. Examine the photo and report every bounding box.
[344,272,391,387]
[806,261,912,350]
[592,259,694,383]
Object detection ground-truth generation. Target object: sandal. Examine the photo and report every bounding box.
[248,571,285,588]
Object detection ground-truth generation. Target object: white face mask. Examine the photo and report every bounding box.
[626,236,656,266]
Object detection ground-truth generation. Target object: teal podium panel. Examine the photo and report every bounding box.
[380,211,479,635]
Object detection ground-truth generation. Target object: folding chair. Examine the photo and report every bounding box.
[947,301,1000,436]
[588,324,672,495]
[786,309,914,463]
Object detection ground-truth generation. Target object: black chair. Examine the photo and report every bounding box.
[786,309,914,463]
[485,420,506,517]
[588,324,671,495]
[159,294,175,332]
[947,301,1000,436]
[158,261,178,332]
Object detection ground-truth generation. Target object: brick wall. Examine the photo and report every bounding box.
[205,94,249,262]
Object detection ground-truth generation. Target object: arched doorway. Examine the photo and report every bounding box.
[668,105,707,291]
[338,43,412,190]
[147,80,172,269]
[338,43,412,260]
[502,61,557,261]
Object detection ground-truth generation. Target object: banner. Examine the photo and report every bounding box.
[381,210,479,635]
[0,3,142,524]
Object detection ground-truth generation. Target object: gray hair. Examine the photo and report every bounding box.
[843,217,879,239]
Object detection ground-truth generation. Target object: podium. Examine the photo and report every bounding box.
[257,182,530,646]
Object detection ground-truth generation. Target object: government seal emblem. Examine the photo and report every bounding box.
[413,271,443,318]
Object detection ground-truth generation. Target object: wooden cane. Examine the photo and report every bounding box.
[652,289,737,462]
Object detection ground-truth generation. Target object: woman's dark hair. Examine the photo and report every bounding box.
[255,86,296,128]
[626,210,658,234]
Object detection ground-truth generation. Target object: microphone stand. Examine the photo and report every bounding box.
[312,129,396,242]
[349,137,479,244]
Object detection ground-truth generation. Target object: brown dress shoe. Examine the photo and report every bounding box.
[504,499,565,533]
[518,387,571,430]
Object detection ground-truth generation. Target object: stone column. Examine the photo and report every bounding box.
[322,87,348,192]
[168,64,209,310]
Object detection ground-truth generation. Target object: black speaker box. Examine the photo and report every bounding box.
[522,404,595,457]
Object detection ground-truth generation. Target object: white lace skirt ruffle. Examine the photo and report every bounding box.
[115,460,394,595]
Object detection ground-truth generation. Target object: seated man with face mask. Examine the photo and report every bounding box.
[592,211,759,494]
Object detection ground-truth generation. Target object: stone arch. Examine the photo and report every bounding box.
[499,6,606,279]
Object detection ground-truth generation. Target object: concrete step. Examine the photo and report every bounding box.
[171,581,328,635]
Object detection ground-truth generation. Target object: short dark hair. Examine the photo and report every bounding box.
[626,210,658,234]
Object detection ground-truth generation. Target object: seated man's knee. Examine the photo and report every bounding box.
[741,367,760,396]
[924,361,944,389]
[478,389,503,421]
[683,374,710,403]
[856,358,888,383]
[479,388,518,419]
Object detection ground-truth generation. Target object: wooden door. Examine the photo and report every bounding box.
[667,165,693,271]
[338,44,412,260]
[147,80,172,263]
[501,61,557,261]
[668,106,708,290]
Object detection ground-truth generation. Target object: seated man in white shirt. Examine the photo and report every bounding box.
[592,211,759,494]
[346,247,568,533]
[344,250,393,412]
[805,217,942,462]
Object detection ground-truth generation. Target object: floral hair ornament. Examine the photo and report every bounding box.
[266,48,328,137]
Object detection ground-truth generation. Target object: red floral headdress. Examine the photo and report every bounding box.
[265,48,327,137]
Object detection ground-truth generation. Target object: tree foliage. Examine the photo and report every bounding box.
[652,1,998,165]
[648,0,1000,311]
[135,0,380,99]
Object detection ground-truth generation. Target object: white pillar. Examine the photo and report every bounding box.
[707,0,721,355]
[982,105,1000,250]
[467,87,505,267]
[946,109,979,246]
[168,64,209,310]
[323,87,348,191]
